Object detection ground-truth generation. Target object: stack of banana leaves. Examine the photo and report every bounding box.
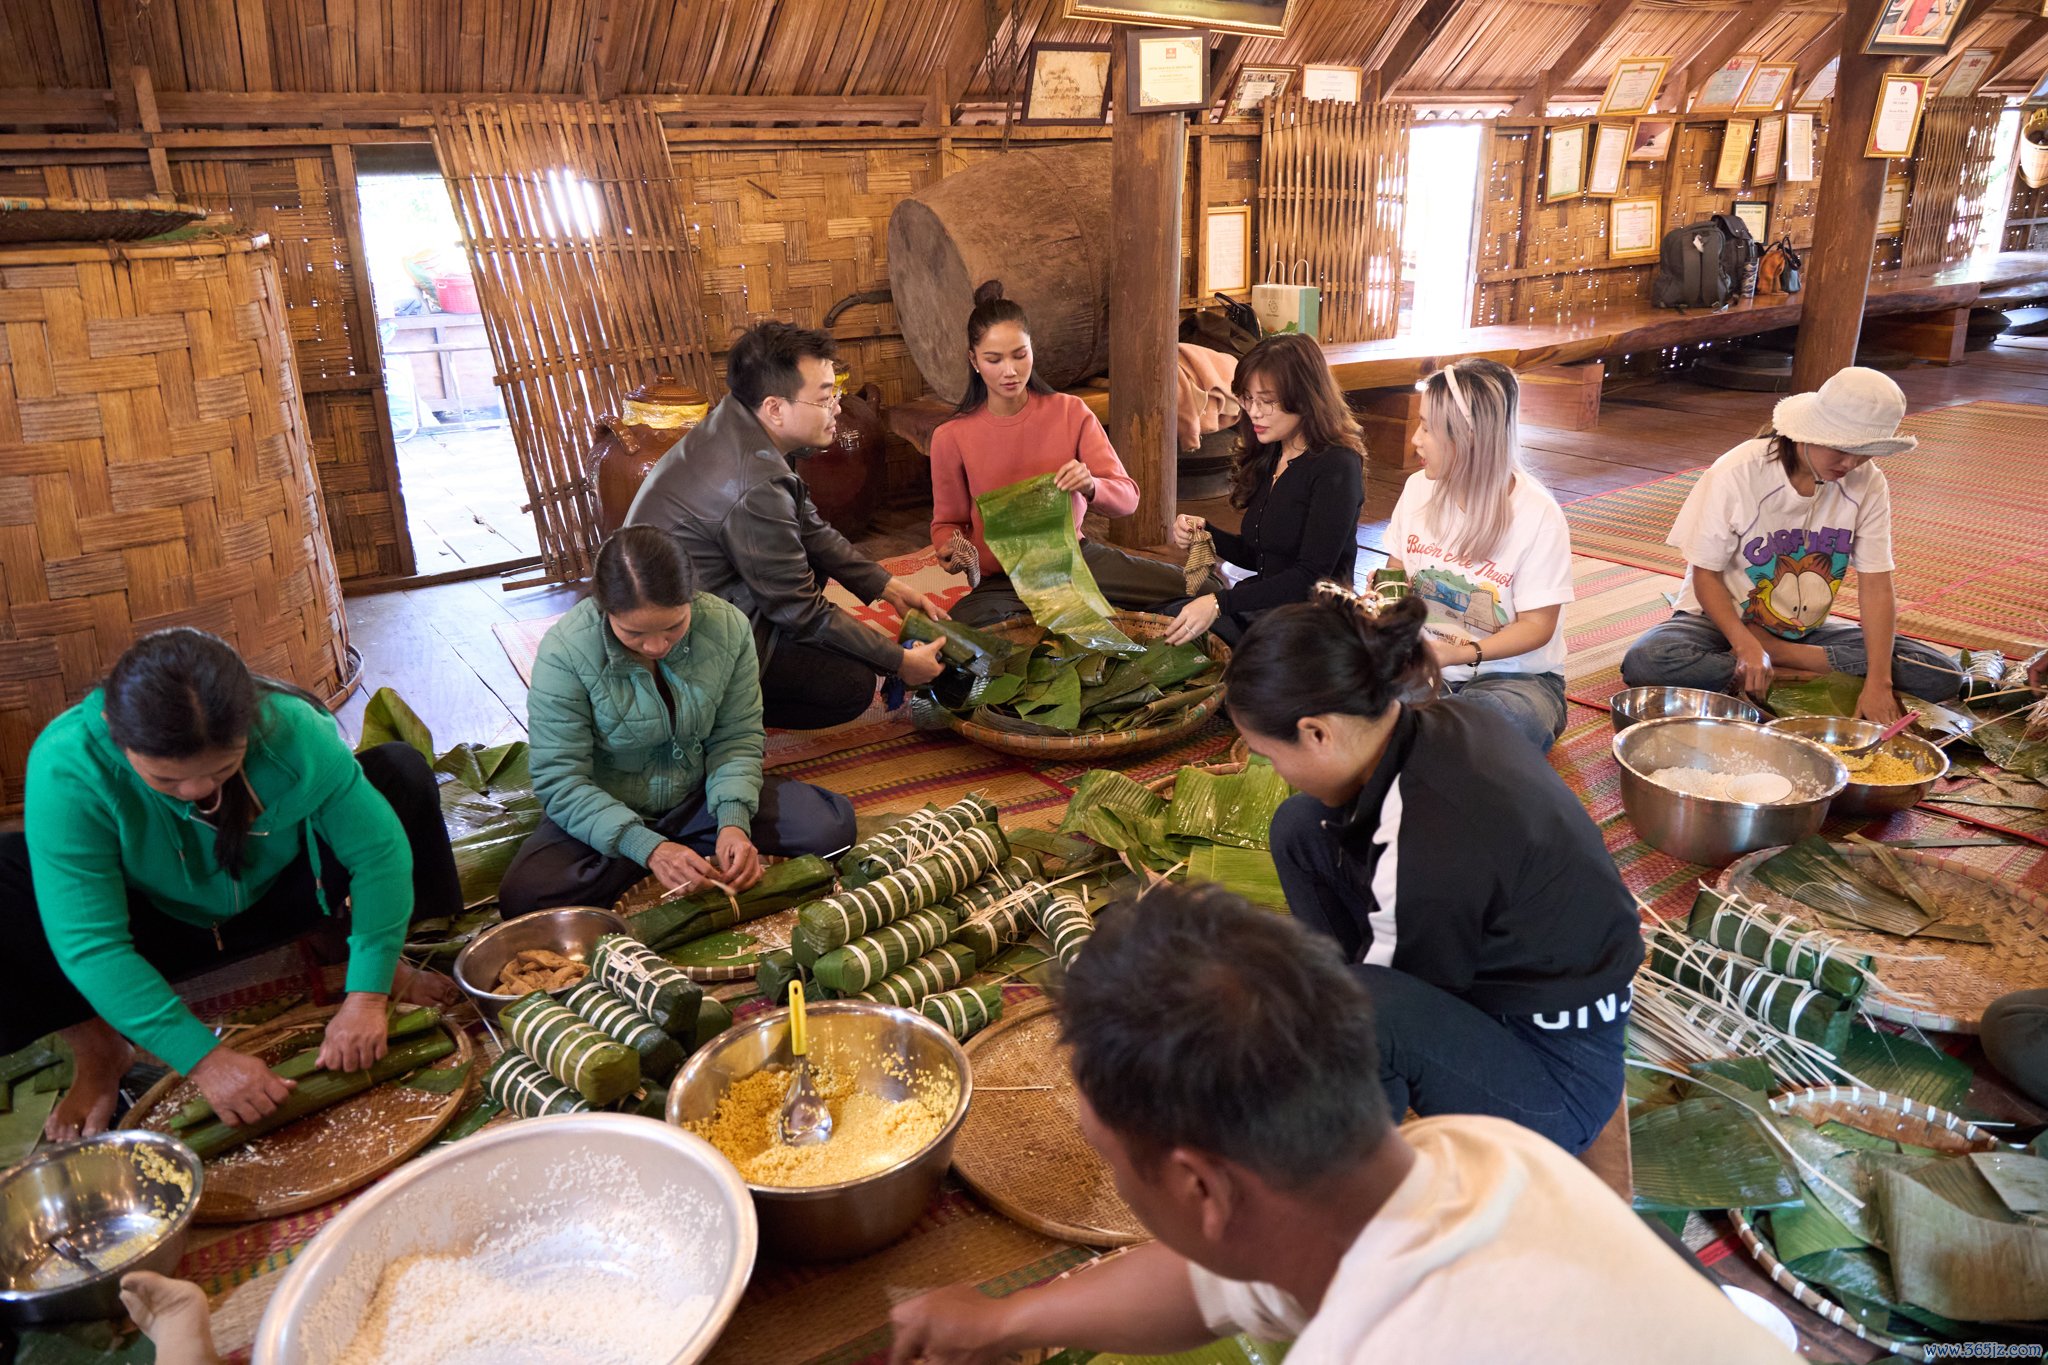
[621,854,840,976]
[904,611,1223,737]
[1630,1056,2048,1348]
[1059,760,1293,912]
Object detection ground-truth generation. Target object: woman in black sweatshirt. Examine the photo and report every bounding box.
[1161,333,1366,647]
[1222,586,1643,1153]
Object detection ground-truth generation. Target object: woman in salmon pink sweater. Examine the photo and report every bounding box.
[929,283,1220,627]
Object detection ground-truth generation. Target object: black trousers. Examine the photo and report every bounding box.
[0,742,462,1056]
[496,775,857,917]
[760,636,883,730]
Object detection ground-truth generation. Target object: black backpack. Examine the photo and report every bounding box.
[1652,213,1761,311]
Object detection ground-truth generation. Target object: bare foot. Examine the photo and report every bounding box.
[391,959,463,1006]
[47,1019,134,1143]
[120,1271,223,1365]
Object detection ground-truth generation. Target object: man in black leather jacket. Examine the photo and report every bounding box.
[626,322,949,729]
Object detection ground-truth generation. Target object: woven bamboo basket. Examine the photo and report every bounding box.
[1727,1086,2006,1363]
[1718,845,2048,1032]
[0,229,355,813]
[0,195,207,244]
[938,611,1231,761]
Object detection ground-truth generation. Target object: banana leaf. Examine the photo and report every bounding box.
[1079,643,1215,714]
[1112,681,1224,731]
[1060,769,1167,827]
[969,706,1072,736]
[1778,1248,1968,1342]
[975,473,1141,655]
[1752,837,1987,942]
[1184,844,1289,913]
[1017,663,1084,730]
[355,685,436,760]
[898,610,1017,677]
[627,854,835,952]
[1765,672,1867,720]
[1972,1151,2048,1216]
[1681,1056,1774,1102]
[1168,764,1291,850]
[1629,1095,1800,1213]
[663,930,760,971]
[1647,939,1854,1050]
[1880,1159,2048,1323]
[1836,1025,1973,1114]
[0,1081,60,1168]
[1768,1194,1868,1263]
[1767,1118,1940,1248]
[1970,710,2048,785]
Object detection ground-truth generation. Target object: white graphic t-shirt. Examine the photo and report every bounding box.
[1386,471,1575,681]
[1669,438,1894,642]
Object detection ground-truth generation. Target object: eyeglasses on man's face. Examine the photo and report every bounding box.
[789,393,843,413]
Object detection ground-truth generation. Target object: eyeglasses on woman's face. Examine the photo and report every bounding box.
[1241,394,1288,415]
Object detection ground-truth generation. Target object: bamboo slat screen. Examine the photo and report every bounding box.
[1258,96,1410,345]
[2009,177,2048,253]
[433,99,716,585]
[1901,97,2007,270]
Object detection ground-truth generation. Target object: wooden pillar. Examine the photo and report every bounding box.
[1791,0,1897,392]
[1107,94,1185,549]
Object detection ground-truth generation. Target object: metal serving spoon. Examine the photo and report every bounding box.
[777,982,832,1148]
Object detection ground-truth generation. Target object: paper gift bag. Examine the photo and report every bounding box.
[1252,261,1319,338]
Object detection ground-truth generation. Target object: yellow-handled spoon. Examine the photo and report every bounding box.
[777,981,832,1147]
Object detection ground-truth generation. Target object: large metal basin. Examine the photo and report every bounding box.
[1614,716,1846,866]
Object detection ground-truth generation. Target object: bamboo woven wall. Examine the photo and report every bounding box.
[1902,97,2007,270]
[2009,177,2048,253]
[0,231,352,812]
[1258,97,1409,344]
[433,99,715,585]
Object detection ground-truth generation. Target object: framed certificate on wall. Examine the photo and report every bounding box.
[1300,63,1364,103]
[1126,29,1210,114]
[1609,198,1662,259]
[1713,118,1756,188]
[1785,112,1817,181]
[1600,57,1671,117]
[1865,74,1928,158]
[1877,178,1909,234]
[1202,205,1252,295]
[1696,54,1761,113]
[1938,48,2001,99]
[1737,63,1797,112]
[1545,122,1591,201]
[1732,200,1769,242]
[1587,123,1632,196]
[1751,114,1785,185]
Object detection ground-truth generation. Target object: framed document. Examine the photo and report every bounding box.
[1877,178,1909,234]
[1737,63,1797,112]
[1785,112,1817,181]
[1697,54,1761,113]
[1223,63,1297,120]
[1545,122,1590,201]
[1021,44,1113,125]
[1798,57,1839,108]
[1732,200,1769,242]
[1061,0,1294,38]
[1203,205,1252,295]
[1938,48,2001,99]
[1300,63,1363,103]
[1628,116,1677,162]
[1865,74,1928,158]
[1713,118,1755,188]
[1751,114,1785,185]
[1600,57,1670,117]
[1126,29,1210,114]
[1865,0,1971,56]
[1609,198,1662,260]
[1587,123,1631,196]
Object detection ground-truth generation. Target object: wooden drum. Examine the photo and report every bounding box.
[0,229,354,812]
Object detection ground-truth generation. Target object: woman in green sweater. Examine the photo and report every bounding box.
[2,629,463,1141]
[497,526,856,915]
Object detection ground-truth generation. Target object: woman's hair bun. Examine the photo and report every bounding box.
[972,279,1007,305]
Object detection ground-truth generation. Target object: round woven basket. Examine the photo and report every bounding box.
[1144,736,1251,795]
[1718,844,2048,1032]
[0,230,354,813]
[0,195,208,244]
[1727,1086,2006,1362]
[938,611,1230,760]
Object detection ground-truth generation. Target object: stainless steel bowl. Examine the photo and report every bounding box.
[253,1114,755,1365]
[668,1000,972,1261]
[1767,715,1950,816]
[452,905,627,1019]
[1610,686,1767,733]
[0,1130,203,1326]
[1613,716,1847,866]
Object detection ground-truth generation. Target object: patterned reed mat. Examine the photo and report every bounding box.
[1560,400,2048,656]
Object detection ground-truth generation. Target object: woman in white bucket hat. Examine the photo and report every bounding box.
[1620,367,1960,720]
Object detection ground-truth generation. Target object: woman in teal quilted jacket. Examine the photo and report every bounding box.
[498,527,857,916]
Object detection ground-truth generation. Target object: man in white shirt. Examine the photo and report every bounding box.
[889,885,1798,1365]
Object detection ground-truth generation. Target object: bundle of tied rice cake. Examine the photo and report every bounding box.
[812,906,961,995]
[794,823,1007,964]
[857,942,980,1008]
[501,992,641,1106]
[591,933,703,1035]
[838,795,1001,887]
[922,984,1004,1040]
[564,981,687,1082]
[482,1050,590,1118]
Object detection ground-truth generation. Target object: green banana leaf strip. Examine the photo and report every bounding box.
[1079,643,1214,713]
[663,930,761,970]
[627,855,835,951]
[401,1061,473,1094]
[1184,843,1288,913]
[1764,672,1866,720]
[1112,681,1224,731]
[1767,1194,1868,1264]
[1836,1025,1974,1114]
[1168,764,1292,850]
[899,610,1017,677]
[1017,664,1084,725]
[974,473,1141,655]
[1060,770,1168,828]
[1970,1150,2048,1215]
[963,671,1028,708]
[433,1096,504,1145]
[1880,1158,2048,1324]
[1679,1056,1774,1103]
[969,706,1072,737]
[1629,1095,1799,1213]
[355,685,436,760]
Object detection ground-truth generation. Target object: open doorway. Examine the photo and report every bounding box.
[1399,122,1485,332]
[356,172,538,578]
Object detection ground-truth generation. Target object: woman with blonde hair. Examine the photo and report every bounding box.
[1383,358,1573,750]
[1162,332,1366,646]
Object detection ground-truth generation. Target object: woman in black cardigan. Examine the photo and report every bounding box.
[1163,333,1367,646]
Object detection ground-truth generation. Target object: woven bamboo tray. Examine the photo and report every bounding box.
[1728,1086,2007,1363]
[1145,737,1252,795]
[1718,845,2048,1032]
[951,997,1146,1247]
[937,612,1230,761]
[120,1003,475,1223]
[0,195,207,243]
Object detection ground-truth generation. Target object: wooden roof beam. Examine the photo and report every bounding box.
[1375,0,1471,91]
[1513,0,1639,115]
[1988,16,2048,88]
[1668,0,1796,110]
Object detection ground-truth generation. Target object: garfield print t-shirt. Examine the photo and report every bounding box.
[1669,438,1894,642]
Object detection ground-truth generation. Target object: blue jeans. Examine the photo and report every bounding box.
[1271,795,1626,1154]
[1443,671,1568,752]
[1620,611,1961,702]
